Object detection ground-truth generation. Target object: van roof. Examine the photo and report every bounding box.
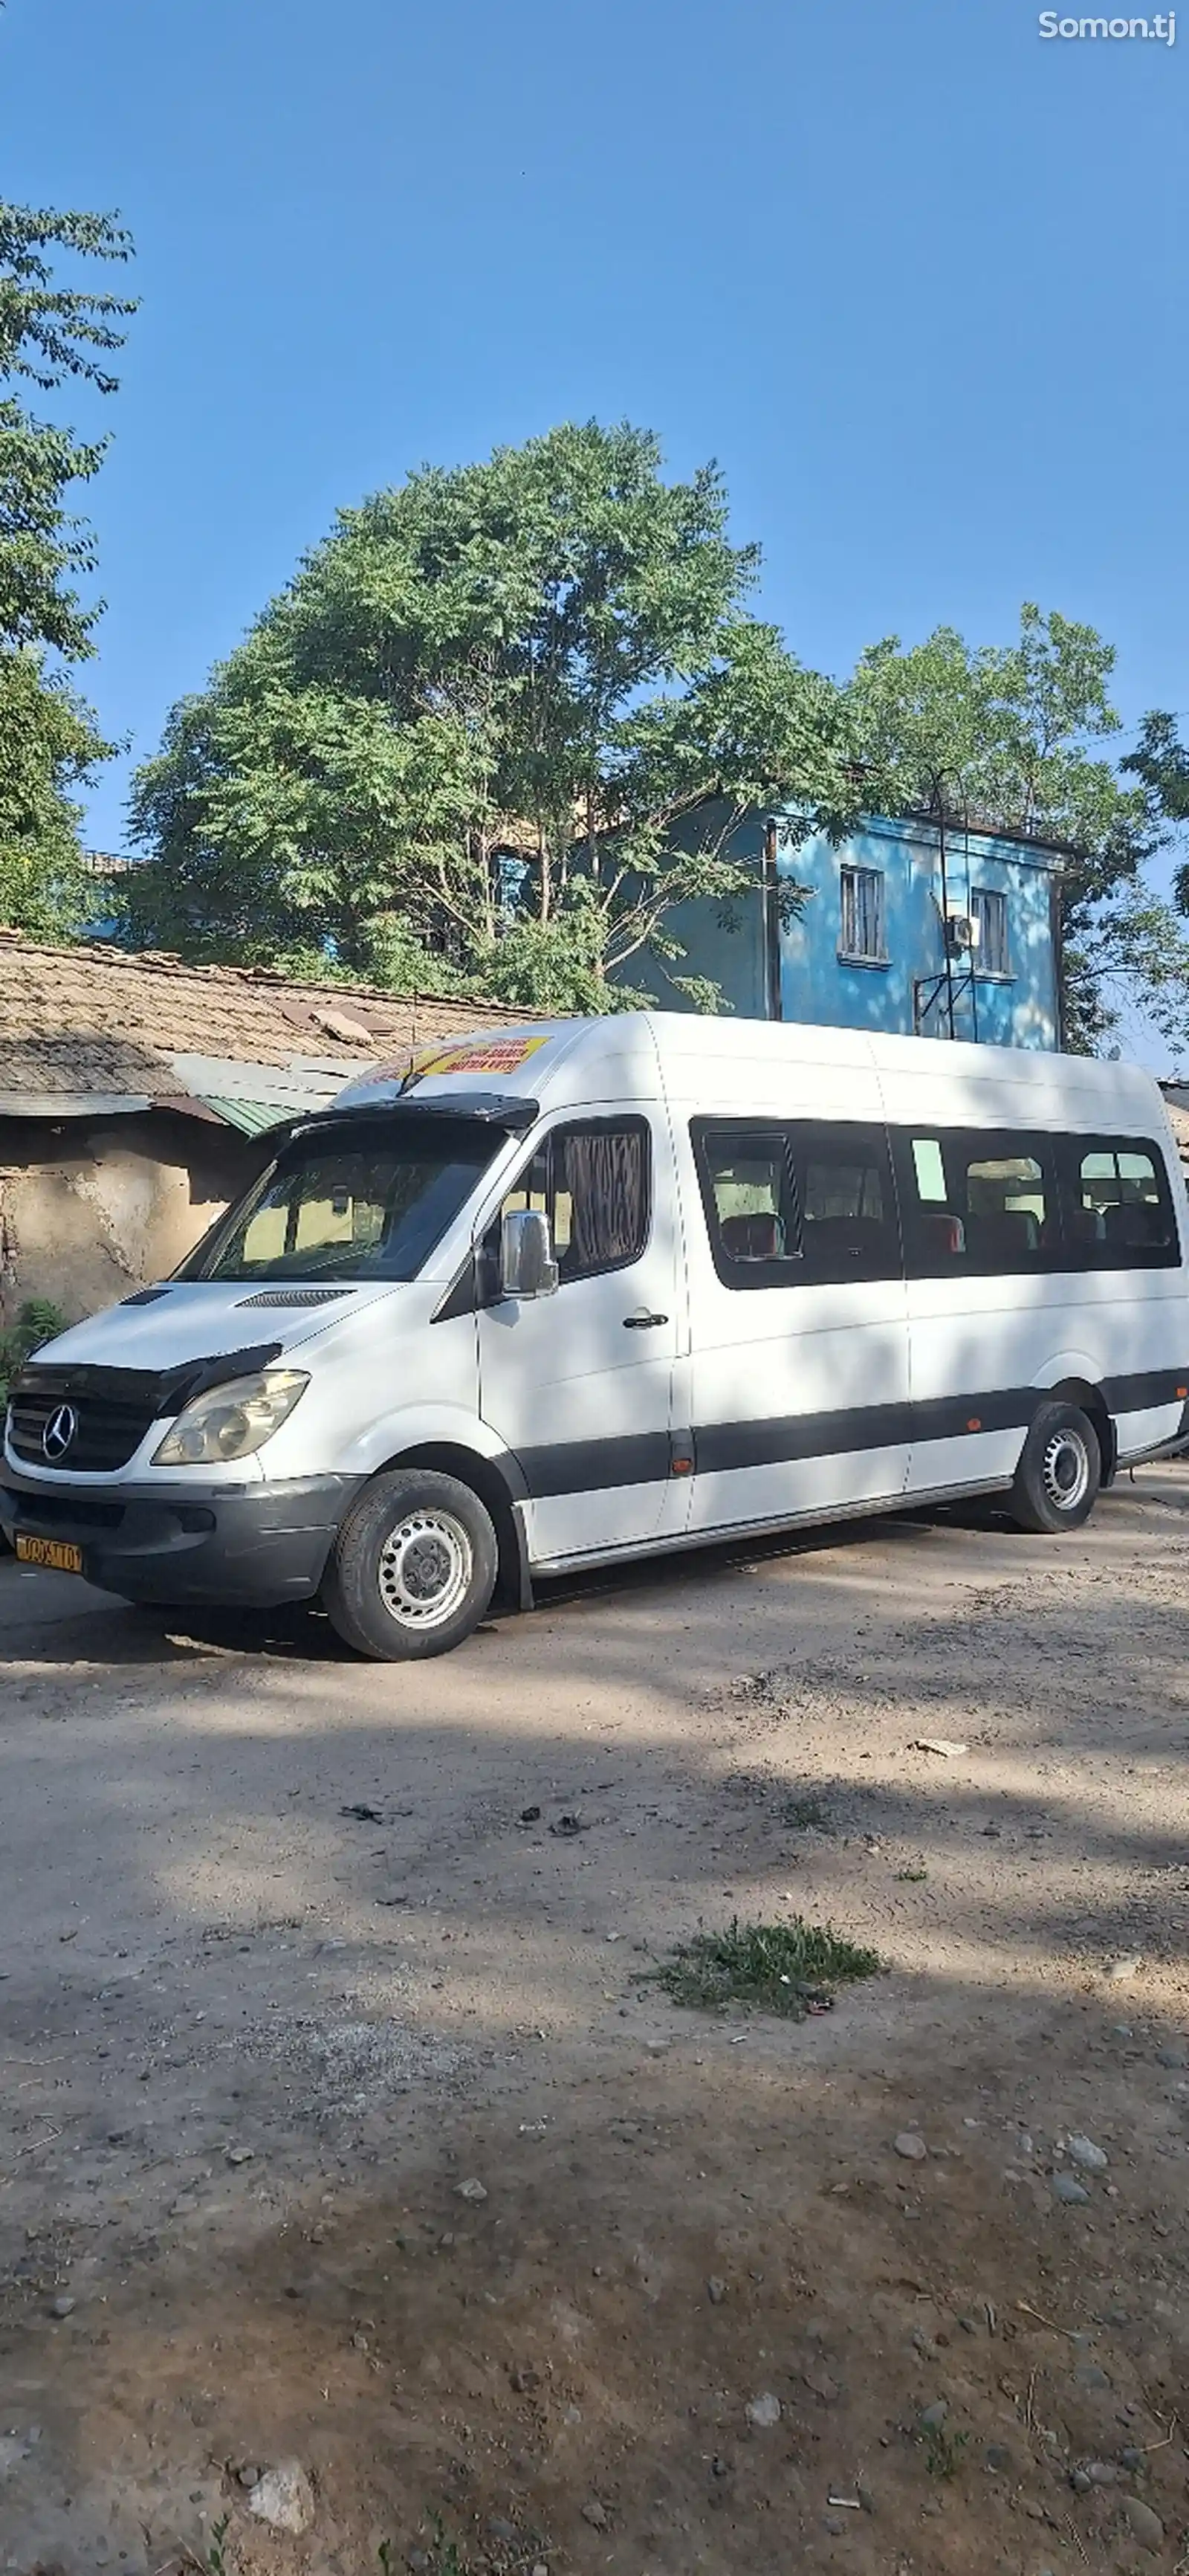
[331,1011,1167,1136]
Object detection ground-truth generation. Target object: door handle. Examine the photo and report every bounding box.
[623,1310,669,1329]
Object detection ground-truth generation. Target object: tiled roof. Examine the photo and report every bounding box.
[0,932,545,1103]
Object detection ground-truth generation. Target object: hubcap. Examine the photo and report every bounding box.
[376,1508,473,1630]
[1040,1427,1090,1513]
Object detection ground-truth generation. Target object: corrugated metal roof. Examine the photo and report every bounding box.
[201,1094,295,1137]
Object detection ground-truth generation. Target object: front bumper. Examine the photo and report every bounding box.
[0,1468,364,1606]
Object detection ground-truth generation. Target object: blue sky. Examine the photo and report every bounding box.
[4,0,1187,873]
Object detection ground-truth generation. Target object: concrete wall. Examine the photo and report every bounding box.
[627,809,1063,1050]
[0,1111,272,1329]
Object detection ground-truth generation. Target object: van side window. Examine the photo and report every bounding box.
[897,1129,1054,1273]
[693,1119,901,1287]
[498,1118,650,1282]
[1065,1137,1178,1265]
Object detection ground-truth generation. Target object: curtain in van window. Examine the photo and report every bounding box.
[557,1124,649,1274]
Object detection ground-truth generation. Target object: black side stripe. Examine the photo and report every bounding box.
[1101,1366,1189,1413]
[516,1430,672,1497]
[511,1372,1189,1500]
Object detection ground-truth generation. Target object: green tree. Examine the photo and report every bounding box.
[0,200,135,934]
[123,423,857,1007]
[847,606,1159,1050]
[1113,711,1189,1060]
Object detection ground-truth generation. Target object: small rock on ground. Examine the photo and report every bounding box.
[246,2461,316,2534]
[895,2131,927,2160]
[746,2392,782,2428]
[1052,2173,1090,2205]
[1121,2495,1164,2548]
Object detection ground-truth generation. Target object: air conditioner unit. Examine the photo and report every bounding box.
[944,911,979,954]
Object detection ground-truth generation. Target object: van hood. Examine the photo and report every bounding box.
[23,1279,402,1379]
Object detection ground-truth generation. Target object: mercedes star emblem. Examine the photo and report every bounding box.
[42,1402,79,1462]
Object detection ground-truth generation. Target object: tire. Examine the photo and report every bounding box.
[1011,1401,1102,1535]
[323,1468,498,1662]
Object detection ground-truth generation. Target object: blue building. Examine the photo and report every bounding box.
[638,808,1064,1049]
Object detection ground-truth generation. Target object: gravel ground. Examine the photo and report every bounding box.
[1,1466,1188,2576]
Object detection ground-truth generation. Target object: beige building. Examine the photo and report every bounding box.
[0,934,538,1326]
[1162,1087,1189,1178]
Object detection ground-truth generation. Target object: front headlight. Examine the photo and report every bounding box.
[151,1369,309,1466]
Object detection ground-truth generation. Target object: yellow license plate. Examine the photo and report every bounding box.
[15,1534,84,1574]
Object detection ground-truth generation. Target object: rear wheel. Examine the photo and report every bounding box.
[324,1468,498,1661]
[1011,1401,1101,1535]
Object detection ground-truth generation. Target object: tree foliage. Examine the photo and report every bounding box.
[0,200,135,935]
[123,423,858,1006]
[848,606,1160,1050]
[1112,711,1189,1058]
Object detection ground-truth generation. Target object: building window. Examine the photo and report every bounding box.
[839,865,886,963]
[971,887,1009,975]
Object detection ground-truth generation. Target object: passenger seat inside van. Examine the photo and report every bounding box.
[965,1207,1039,1264]
[720,1212,783,1260]
[1103,1199,1165,1249]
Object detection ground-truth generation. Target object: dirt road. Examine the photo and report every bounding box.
[1,1471,1188,2576]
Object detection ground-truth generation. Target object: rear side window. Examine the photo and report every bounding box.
[693,1119,901,1286]
[498,1117,650,1281]
[1063,1137,1179,1266]
[896,1129,1055,1274]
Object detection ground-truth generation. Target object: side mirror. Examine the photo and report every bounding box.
[500,1207,559,1300]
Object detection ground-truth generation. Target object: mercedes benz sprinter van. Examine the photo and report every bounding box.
[4,1014,1188,1658]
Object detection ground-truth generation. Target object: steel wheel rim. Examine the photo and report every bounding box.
[376,1508,473,1629]
[1040,1428,1090,1513]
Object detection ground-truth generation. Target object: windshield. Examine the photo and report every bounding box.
[180,1115,502,1284]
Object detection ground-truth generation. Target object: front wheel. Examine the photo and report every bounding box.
[1011,1401,1101,1535]
[324,1468,498,1661]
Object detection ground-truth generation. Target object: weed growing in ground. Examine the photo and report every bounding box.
[923,2423,969,2479]
[181,2517,232,2576]
[897,1866,928,1882]
[641,1915,882,2017]
[380,2515,473,2575]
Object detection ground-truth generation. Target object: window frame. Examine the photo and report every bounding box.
[838,863,888,967]
[691,1117,802,1291]
[692,1117,903,1290]
[487,1112,653,1291]
[971,886,1011,978]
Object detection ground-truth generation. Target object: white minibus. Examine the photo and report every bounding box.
[3,1014,1187,1659]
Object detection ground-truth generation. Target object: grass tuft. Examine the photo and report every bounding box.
[923,2423,969,2479]
[641,1915,883,2018]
